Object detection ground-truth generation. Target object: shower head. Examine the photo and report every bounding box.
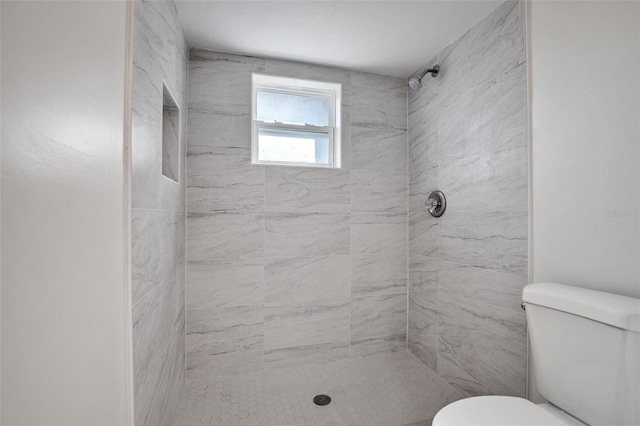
[408,65,440,90]
[408,77,422,90]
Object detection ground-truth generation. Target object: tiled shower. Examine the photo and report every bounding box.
[185,49,409,377]
[130,0,528,424]
[407,0,528,397]
[131,1,187,425]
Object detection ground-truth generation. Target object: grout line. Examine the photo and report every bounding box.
[436,63,441,376]
[132,206,186,214]
[262,122,267,373]
[183,35,190,382]
[348,74,353,360]
[264,314,352,328]
[436,258,529,281]
[406,80,410,353]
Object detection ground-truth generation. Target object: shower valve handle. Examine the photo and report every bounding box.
[426,190,446,217]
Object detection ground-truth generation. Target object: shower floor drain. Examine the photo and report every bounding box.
[313,394,331,406]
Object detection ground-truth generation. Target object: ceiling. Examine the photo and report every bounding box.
[175,1,503,78]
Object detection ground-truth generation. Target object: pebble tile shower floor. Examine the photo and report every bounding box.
[173,352,462,426]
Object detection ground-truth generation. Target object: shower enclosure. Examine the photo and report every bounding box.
[127,1,528,425]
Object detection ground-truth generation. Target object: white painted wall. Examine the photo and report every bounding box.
[1,1,133,424]
[530,0,640,299]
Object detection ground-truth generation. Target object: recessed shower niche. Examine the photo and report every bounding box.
[162,82,180,182]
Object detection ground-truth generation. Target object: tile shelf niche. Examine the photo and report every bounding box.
[162,81,180,183]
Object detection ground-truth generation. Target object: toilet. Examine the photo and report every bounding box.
[433,282,640,426]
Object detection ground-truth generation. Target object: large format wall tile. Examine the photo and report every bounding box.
[409,291,438,338]
[409,211,439,259]
[351,334,406,358]
[351,294,407,340]
[186,259,264,310]
[408,84,439,171]
[265,58,352,88]
[438,65,527,161]
[439,261,527,344]
[264,299,350,325]
[350,71,405,91]
[436,354,487,398]
[132,209,178,305]
[133,282,183,426]
[437,1,524,119]
[408,256,438,368]
[187,145,265,212]
[439,210,527,277]
[408,257,439,370]
[188,348,264,379]
[351,222,408,296]
[186,305,264,377]
[264,316,350,351]
[409,166,438,213]
[409,256,438,304]
[409,335,437,372]
[188,50,265,114]
[265,167,350,213]
[438,310,526,397]
[265,256,350,304]
[351,126,408,173]
[351,170,408,213]
[175,212,186,320]
[187,108,251,149]
[351,211,407,226]
[187,212,264,260]
[439,146,528,211]
[352,85,407,131]
[264,341,351,370]
[265,213,350,257]
[263,308,350,370]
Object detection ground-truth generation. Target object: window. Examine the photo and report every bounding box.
[251,74,341,168]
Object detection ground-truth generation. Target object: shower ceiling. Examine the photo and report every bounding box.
[175,0,503,77]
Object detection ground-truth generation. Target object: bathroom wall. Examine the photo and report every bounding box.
[530,1,640,298]
[529,0,640,402]
[1,1,131,424]
[131,0,187,424]
[407,0,528,398]
[186,49,408,377]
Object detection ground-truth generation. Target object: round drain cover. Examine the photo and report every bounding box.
[313,394,331,406]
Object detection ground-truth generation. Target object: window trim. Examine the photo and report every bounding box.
[251,73,342,168]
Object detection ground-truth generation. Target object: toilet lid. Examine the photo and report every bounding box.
[433,396,572,426]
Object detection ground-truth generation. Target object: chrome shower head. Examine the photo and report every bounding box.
[408,77,422,90]
[408,65,440,90]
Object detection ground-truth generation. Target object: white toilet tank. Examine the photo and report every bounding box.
[523,283,640,426]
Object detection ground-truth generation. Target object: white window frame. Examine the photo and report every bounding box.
[251,73,342,168]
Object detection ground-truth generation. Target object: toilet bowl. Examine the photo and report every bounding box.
[432,396,586,426]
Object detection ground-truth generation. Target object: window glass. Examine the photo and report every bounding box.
[258,128,330,164]
[256,90,330,126]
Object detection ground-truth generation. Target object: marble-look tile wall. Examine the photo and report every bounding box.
[407,0,529,398]
[186,49,408,377]
[131,0,187,425]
